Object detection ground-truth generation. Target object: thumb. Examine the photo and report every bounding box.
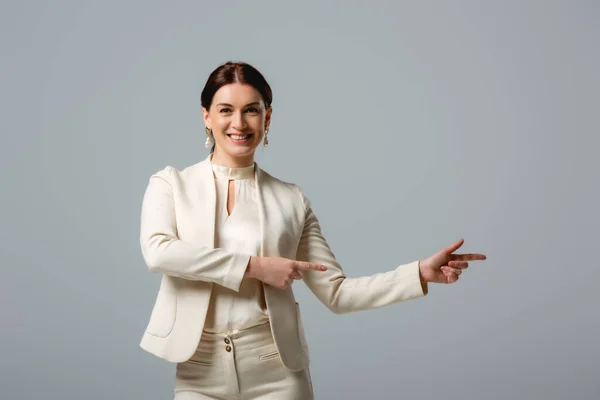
[445,238,464,253]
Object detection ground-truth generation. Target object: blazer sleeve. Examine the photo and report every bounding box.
[294,186,428,314]
[139,166,250,291]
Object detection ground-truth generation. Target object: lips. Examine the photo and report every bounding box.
[227,133,253,139]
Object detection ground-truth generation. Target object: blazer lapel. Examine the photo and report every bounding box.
[254,165,272,258]
[255,162,304,370]
[188,154,217,250]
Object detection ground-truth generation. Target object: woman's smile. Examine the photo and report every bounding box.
[227,133,254,144]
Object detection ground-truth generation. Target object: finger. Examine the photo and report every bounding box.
[449,253,487,261]
[440,268,453,280]
[445,238,465,253]
[444,271,459,284]
[298,262,328,271]
[448,261,468,269]
[292,271,303,280]
[441,266,461,276]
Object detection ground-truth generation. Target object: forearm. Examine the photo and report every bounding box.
[418,260,429,295]
[244,256,263,279]
[141,234,250,291]
[304,260,426,314]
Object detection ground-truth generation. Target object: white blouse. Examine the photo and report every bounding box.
[202,157,270,334]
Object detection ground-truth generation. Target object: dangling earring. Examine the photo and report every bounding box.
[263,128,269,147]
[205,127,213,148]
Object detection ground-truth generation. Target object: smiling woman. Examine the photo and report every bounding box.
[139,60,486,400]
[200,62,273,168]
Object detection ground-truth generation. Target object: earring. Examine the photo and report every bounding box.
[205,127,213,148]
[263,129,269,147]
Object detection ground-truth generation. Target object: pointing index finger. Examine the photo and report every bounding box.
[298,262,328,271]
[450,253,487,261]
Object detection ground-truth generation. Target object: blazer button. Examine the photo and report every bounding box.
[224,338,230,344]
[225,345,232,352]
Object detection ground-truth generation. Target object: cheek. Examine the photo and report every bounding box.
[250,116,266,130]
[212,117,229,131]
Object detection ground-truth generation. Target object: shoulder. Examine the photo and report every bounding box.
[150,165,174,179]
[258,167,309,209]
[258,167,303,194]
[145,165,174,187]
[148,159,204,184]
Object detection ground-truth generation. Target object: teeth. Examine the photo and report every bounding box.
[230,135,249,140]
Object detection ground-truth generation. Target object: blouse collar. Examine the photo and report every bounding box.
[210,154,255,180]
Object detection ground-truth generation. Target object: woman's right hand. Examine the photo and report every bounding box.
[245,256,328,289]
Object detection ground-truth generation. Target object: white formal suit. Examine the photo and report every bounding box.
[139,153,427,372]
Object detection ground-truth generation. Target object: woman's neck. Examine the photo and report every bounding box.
[210,150,255,168]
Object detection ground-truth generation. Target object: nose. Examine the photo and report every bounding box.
[232,111,247,131]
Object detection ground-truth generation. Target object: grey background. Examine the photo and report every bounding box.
[2,1,598,399]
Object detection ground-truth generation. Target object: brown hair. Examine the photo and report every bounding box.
[201,61,273,153]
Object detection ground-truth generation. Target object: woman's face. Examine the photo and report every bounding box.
[202,83,272,165]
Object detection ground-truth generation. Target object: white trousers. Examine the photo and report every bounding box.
[174,322,314,400]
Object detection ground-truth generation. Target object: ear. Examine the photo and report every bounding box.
[202,107,211,129]
[265,106,273,130]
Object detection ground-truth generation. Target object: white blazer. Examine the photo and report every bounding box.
[139,153,427,371]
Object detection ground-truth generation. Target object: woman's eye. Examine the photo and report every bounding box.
[246,107,259,113]
[219,108,231,113]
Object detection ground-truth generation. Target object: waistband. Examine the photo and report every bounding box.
[197,321,273,354]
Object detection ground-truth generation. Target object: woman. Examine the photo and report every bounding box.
[139,61,487,399]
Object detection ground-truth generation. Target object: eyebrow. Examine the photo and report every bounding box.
[216,102,260,107]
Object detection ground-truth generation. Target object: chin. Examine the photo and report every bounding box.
[224,144,258,157]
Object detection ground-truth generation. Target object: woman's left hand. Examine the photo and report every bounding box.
[419,238,486,284]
